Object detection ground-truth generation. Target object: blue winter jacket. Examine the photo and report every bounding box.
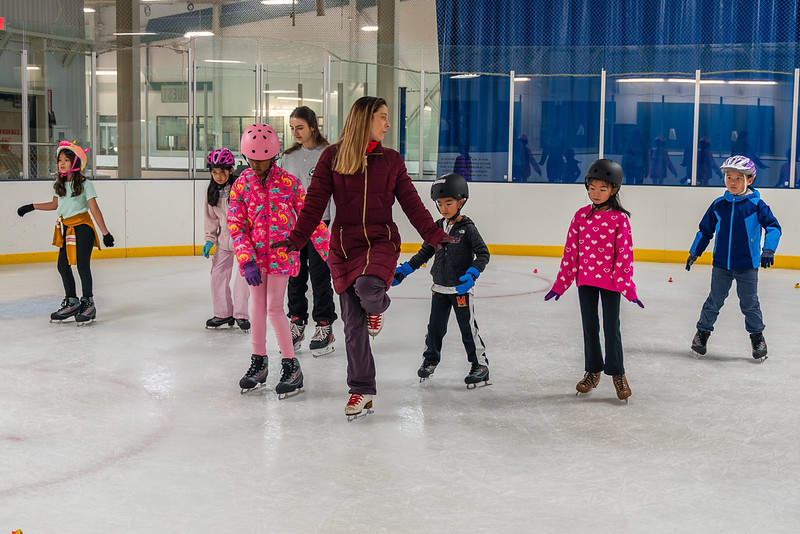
[690,187,781,271]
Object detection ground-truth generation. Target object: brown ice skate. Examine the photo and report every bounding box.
[612,374,631,403]
[575,372,601,395]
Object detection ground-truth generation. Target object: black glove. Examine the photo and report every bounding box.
[17,204,34,217]
[760,249,774,269]
[103,233,115,248]
[685,254,699,271]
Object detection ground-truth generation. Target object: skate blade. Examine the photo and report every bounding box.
[311,345,335,358]
[690,349,703,359]
[466,380,492,390]
[277,387,304,400]
[346,408,374,422]
[76,318,96,326]
[755,355,768,363]
[240,383,267,395]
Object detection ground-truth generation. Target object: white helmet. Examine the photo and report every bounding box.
[720,155,756,179]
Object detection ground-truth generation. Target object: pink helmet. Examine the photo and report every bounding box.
[207,148,235,168]
[240,123,280,160]
[56,141,88,173]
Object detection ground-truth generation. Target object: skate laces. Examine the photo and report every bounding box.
[290,319,304,338]
[347,394,364,407]
[580,372,598,387]
[612,375,627,390]
[366,313,383,330]
[246,357,264,377]
[311,323,331,342]
[280,359,294,380]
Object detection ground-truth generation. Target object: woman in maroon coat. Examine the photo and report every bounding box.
[273,96,455,418]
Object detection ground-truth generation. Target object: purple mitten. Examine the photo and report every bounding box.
[544,290,560,301]
[243,261,262,286]
[631,298,645,309]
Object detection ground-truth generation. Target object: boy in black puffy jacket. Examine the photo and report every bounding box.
[392,173,491,388]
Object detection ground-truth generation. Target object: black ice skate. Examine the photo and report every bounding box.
[691,330,711,358]
[275,357,304,399]
[345,393,374,422]
[50,297,81,323]
[75,297,96,325]
[309,321,335,357]
[235,318,251,332]
[417,361,437,382]
[240,354,268,394]
[464,363,491,389]
[206,316,235,329]
[290,316,306,352]
[750,332,768,362]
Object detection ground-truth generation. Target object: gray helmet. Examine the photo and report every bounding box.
[430,173,469,201]
[584,158,623,189]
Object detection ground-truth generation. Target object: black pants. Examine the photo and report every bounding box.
[57,223,95,299]
[422,291,488,367]
[287,237,337,325]
[577,285,624,376]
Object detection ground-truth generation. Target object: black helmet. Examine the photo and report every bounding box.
[584,158,623,189]
[430,173,469,201]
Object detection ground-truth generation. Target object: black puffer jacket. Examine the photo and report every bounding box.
[407,216,490,287]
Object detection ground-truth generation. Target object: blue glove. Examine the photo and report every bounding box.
[544,290,560,301]
[631,299,645,309]
[455,267,480,295]
[243,261,262,286]
[685,254,699,271]
[202,241,214,258]
[391,262,415,286]
[761,249,774,269]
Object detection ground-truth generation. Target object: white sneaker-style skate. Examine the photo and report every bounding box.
[366,313,384,337]
[345,393,373,421]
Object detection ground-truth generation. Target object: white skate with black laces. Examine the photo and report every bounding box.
[309,321,335,357]
[345,394,374,421]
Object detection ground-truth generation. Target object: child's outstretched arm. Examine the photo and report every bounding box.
[17,196,58,216]
[548,211,581,299]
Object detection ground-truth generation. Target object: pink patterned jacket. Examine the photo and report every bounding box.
[228,165,329,277]
[550,205,638,301]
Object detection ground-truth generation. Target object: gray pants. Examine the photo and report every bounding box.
[339,275,391,395]
[697,266,764,334]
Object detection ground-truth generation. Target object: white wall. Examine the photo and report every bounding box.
[3,179,798,263]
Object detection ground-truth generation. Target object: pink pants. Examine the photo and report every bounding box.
[210,248,250,319]
[248,273,294,359]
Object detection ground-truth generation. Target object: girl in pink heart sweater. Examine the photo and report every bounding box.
[545,159,644,402]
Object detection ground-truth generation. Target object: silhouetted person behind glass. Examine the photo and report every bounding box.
[539,128,565,183]
[512,134,541,182]
[622,128,645,185]
[453,146,473,182]
[697,136,722,186]
[648,135,676,185]
[562,148,581,183]
[731,131,767,170]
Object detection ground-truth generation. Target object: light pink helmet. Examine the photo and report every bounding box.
[240,123,280,160]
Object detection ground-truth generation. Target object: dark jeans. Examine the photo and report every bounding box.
[339,275,390,395]
[57,223,95,299]
[423,292,488,367]
[287,237,337,325]
[578,285,624,376]
[697,266,764,334]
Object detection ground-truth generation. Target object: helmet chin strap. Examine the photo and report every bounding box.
[58,160,81,178]
[585,193,616,218]
[438,199,466,223]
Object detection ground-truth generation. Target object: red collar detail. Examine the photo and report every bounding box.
[367,141,379,153]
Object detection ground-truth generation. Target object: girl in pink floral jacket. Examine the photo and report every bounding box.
[545,159,644,403]
[228,123,329,397]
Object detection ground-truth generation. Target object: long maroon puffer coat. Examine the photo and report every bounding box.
[286,142,449,295]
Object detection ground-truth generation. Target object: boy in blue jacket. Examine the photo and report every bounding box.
[686,155,781,361]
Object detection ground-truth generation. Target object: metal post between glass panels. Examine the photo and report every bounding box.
[419,69,425,180]
[691,69,701,186]
[790,68,799,189]
[91,52,98,178]
[507,70,515,182]
[188,47,194,177]
[21,50,29,179]
[599,69,606,159]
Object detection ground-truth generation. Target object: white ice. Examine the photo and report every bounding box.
[1,255,799,533]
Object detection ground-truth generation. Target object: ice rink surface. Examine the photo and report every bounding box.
[1,254,799,533]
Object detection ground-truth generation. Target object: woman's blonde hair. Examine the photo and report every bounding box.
[333,96,387,175]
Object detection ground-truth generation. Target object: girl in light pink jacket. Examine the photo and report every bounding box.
[228,124,329,397]
[202,148,250,332]
[545,159,644,403]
